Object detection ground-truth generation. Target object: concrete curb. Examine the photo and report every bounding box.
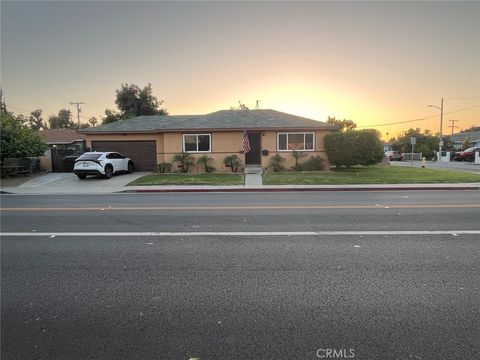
[120,184,480,193]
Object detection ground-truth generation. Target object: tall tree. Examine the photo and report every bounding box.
[48,109,76,129]
[101,109,123,124]
[0,112,48,161]
[88,117,98,127]
[28,109,45,131]
[390,128,454,160]
[115,83,168,118]
[326,116,357,132]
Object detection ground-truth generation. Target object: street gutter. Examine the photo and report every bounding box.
[120,183,480,193]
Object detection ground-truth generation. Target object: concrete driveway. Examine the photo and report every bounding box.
[0,172,150,194]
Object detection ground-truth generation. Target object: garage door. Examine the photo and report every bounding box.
[91,141,156,171]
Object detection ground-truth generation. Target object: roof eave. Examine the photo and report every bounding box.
[80,125,338,135]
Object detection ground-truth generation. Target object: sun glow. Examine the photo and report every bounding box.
[255,80,375,126]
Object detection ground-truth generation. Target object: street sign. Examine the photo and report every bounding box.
[410,137,416,145]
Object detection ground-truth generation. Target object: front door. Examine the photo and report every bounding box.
[245,132,261,165]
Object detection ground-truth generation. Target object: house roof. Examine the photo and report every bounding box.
[38,129,86,144]
[449,130,480,143]
[79,109,337,134]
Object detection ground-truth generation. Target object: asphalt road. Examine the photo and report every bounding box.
[1,191,480,360]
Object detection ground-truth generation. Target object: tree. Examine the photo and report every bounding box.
[389,128,452,160]
[101,109,123,124]
[48,109,76,129]
[326,116,357,132]
[0,112,48,161]
[28,109,45,131]
[324,129,383,168]
[88,117,98,127]
[462,126,480,132]
[115,83,168,119]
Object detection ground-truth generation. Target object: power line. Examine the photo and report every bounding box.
[444,97,480,100]
[358,104,479,128]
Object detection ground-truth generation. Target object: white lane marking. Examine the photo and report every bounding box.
[1,231,480,237]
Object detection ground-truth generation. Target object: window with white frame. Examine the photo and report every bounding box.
[277,132,315,151]
[183,134,211,152]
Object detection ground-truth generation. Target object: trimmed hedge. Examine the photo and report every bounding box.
[325,129,384,168]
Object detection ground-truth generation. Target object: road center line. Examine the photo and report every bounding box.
[1,204,480,211]
[1,230,480,237]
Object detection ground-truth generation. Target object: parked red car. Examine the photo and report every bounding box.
[384,151,403,161]
[454,147,480,162]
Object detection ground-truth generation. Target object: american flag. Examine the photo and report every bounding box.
[242,124,251,154]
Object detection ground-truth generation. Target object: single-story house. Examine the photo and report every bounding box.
[38,129,86,172]
[79,109,337,172]
[448,130,480,150]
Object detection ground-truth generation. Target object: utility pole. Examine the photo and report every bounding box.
[428,97,444,162]
[448,119,459,135]
[70,101,85,126]
[0,88,6,114]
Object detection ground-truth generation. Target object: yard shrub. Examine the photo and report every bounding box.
[157,162,172,173]
[197,154,215,173]
[300,155,325,171]
[172,153,195,173]
[269,153,286,172]
[325,129,383,168]
[223,154,242,173]
[291,150,307,171]
[0,112,48,161]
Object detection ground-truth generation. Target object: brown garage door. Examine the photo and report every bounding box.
[91,141,156,171]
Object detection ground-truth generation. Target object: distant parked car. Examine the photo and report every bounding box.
[73,152,134,179]
[454,147,480,162]
[384,151,403,161]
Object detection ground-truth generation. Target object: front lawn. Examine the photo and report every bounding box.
[263,166,480,185]
[128,173,244,186]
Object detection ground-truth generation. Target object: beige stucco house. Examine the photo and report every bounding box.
[79,109,337,172]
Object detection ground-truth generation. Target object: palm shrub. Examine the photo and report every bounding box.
[172,153,195,173]
[197,154,215,173]
[269,153,286,172]
[157,163,172,173]
[223,154,242,173]
[291,150,307,171]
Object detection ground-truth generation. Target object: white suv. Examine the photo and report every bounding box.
[73,152,134,179]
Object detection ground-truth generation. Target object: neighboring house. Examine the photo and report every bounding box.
[38,129,86,172]
[449,130,480,150]
[384,143,393,152]
[79,109,337,172]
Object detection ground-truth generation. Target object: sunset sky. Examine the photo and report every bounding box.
[1,1,479,138]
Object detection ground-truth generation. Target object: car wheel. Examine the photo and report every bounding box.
[127,162,134,174]
[77,174,87,180]
[104,165,113,179]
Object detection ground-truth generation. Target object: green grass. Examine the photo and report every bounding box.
[128,173,245,186]
[263,166,480,185]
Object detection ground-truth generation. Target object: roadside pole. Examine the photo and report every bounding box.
[410,137,416,168]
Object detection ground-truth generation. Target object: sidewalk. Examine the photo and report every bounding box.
[1,171,479,195]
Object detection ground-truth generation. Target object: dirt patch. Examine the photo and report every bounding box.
[0,172,47,187]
